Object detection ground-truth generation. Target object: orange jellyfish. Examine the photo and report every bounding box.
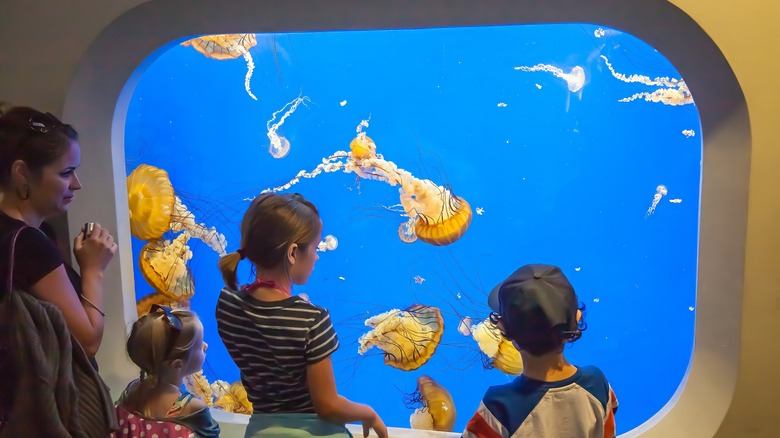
[406,375,457,432]
[127,163,228,255]
[262,120,473,246]
[470,318,523,375]
[138,234,195,302]
[400,184,473,247]
[181,34,259,100]
[127,164,175,241]
[357,304,444,371]
[135,291,190,317]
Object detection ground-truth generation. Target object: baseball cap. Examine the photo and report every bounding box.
[488,264,578,337]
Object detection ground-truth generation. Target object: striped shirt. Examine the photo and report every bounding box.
[215,287,339,413]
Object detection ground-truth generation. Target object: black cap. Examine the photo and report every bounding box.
[488,264,578,336]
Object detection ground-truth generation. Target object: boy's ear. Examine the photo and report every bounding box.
[576,309,582,323]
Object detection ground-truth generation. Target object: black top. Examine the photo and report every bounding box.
[0,212,64,297]
[0,212,96,370]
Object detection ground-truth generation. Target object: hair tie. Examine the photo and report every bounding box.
[237,248,245,260]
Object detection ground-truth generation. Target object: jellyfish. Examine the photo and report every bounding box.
[357,304,444,371]
[183,370,214,406]
[135,291,190,317]
[470,318,523,375]
[317,234,338,252]
[514,64,586,93]
[126,163,175,241]
[601,55,693,106]
[214,381,253,414]
[127,164,228,256]
[618,85,692,106]
[139,233,195,301]
[266,95,311,159]
[406,375,457,432]
[398,218,418,244]
[262,120,472,246]
[645,184,668,219]
[181,34,259,100]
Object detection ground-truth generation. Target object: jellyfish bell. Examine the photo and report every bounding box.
[349,134,377,160]
[357,304,444,371]
[317,234,339,252]
[127,164,175,241]
[138,234,195,302]
[657,184,668,196]
[269,135,291,159]
[407,375,457,432]
[567,66,586,93]
[407,189,473,247]
[471,318,523,375]
[398,219,418,244]
[181,34,257,61]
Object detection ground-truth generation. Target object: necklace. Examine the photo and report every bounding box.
[244,278,291,297]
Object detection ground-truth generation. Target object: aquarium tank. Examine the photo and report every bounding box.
[123,22,701,434]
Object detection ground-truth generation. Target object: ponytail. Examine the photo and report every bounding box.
[219,250,243,290]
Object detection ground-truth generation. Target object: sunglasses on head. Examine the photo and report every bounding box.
[27,111,76,137]
[150,304,182,359]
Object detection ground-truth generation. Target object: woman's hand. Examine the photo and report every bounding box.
[73,222,117,274]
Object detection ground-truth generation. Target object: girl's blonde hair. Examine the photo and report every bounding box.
[218,192,321,290]
[123,308,201,416]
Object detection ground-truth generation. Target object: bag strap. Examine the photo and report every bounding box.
[4,226,30,300]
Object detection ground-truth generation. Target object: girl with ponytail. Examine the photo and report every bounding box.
[216,192,387,438]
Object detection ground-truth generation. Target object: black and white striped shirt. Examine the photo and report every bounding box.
[215,287,339,413]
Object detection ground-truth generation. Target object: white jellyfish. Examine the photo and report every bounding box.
[317,234,339,252]
[601,55,693,106]
[267,94,311,159]
[514,64,586,93]
[645,185,669,219]
[398,218,418,244]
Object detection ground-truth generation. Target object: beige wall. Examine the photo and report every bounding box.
[0,0,776,436]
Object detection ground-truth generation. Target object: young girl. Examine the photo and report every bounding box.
[217,192,387,438]
[114,305,220,438]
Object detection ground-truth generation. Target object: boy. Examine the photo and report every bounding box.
[462,264,618,438]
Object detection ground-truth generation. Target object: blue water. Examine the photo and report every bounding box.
[123,23,701,434]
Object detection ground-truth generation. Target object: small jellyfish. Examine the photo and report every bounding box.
[317,234,339,252]
[475,207,484,215]
[669,198,682,204]
[398,218,418,244]
[269,136,291,159]
[682,129,696,138]
[413,275,426,285]
[457,316,473,336]
[514,64,585,93]
[645,185,668,219]
[266,95,311,159]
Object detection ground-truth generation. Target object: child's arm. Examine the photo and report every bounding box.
[307,356,387,437]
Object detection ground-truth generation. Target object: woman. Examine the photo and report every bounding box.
[0,106,116,358]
